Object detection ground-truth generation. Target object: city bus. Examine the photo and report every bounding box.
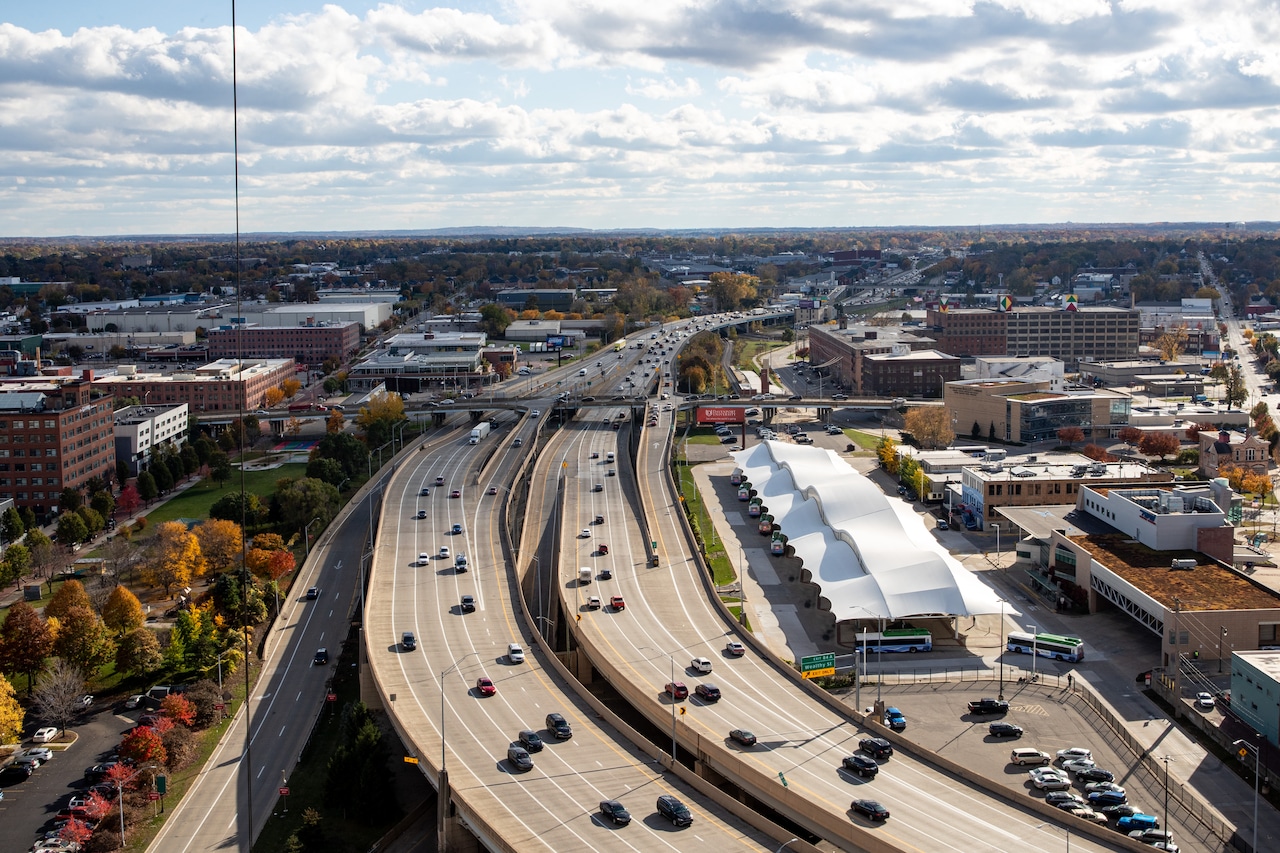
[1006,631,1085,663]
[853,628,933,653]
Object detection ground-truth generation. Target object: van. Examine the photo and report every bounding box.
[579,567,592,585]
[1010,747,1051,766]
[578,368,587,376]
[606,452,615,462]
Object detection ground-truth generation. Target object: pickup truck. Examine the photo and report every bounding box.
[967,698,1009,715]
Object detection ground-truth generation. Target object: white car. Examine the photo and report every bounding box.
[1062,757,1097,775]
[580,528,591,538]
[418,552,430,566]
[1056,747,1092,763]
[1195,692,1215,710]
[690,657,713,674]
[1028,767,1070,790]
[31,727,58,743]
[508,643,525,664]
[124,694,146,710]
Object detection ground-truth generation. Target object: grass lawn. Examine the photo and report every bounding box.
[138,464,307,534]
[676,464,737,586]
[734,338,786,370]
[845,430,884,452]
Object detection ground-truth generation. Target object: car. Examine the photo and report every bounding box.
[452,522,463,534]
[1066,806,1109,824]
[487,486,498,495]
[546,713,572,739]
[32,726,59,742]
[598,566,612,580]
[461,595,476,612]
[419,552,430,565]
[841,753,879,778]
[832,393,849,401]
[313,648,329,665]
[1028,768,1070,790]
[1086,781,1125,795]
[1076,767,1116,784]
[587,595,601,609]
[1196,691,1216,710]
[690,656,713,673]
[597,543,609,555]
[580,528,590,538]
[599,799,631,825]
[1010,747,1051,765]
[506,745,533,772]
[455,554,468,569]
[850,798,890,821]
[690,683,722,703]
[729,728,757,747]
[1101,803,1147,818]
[123,695,146,711]
[518,730,543,752]
[788,394,803,401]
[936,519,950,530]
[1117,814,1161,832]
[610,596,625,611]
[306,587,320,600]
[1129,829,1175,845]
[592,483,603,492]
[419,487,431,496]
[884,707,906,730]
[1062,758,1098,775]
[415,509,427,519]
[1056,747,1093,762]
[1044,791,1086,807]
[436,476,446,485]
[475,677,497,696]
[968,698,1009,715]
[1149,842,1180,853]
[656,794,693,827]
[17,747,52,763]
[401,632,416,651]
[1088,790,1128,806]
[860,737,893,759]
[450,489,461,498]
[989,722,1023,738]
[137,713,161,728]
[725,640,746,656]
[665,682,689,701]
[513,438,523,447]
[530,410,540,417]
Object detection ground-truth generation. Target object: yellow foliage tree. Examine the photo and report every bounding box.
[264,387,285,407]
[708,271,759,311]
[326,409,345,433]
[0,673,23,744]
[281,378,302,398]
[903,406,955,450]
[145,521,204,596]
[876,435,899,474]
[101,585,146,635]
[286,417,303,436]
[194,519,243,575]
[355,389,407,446]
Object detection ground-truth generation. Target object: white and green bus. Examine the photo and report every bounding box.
[853,628,933,653]
[1006,631,1085,663]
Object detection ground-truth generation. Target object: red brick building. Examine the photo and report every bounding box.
[206,322,360,365]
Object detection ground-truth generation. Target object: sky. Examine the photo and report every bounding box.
[1,1,1278,237]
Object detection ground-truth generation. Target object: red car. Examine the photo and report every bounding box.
[475,676,496,696]
[450,489,461,498]
[610,596,625,611]
[598,543,609,555]
[665,681,688,700]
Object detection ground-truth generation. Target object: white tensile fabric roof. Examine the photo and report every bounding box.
[730,441,1006,622]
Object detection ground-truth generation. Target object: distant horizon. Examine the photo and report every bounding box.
[3,3,1277,236]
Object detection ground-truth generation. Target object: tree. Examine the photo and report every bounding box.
[55,513,88,547]
[1081,444,1117,462]
[151,459,174,494]
[24,528,53,580]
[275,478,341,534]
[183,679,227,729]
[28,658,83,733]
[77,506,104,537]
[0,672,24,744]
[115,458,132,487]
[117,482,142,516]
[903,407,955,450]
[1117,426,1143,446]
[0,505,24,544]
[1154,326,1189,362]
[1225,364,1249,409]
[265,387,286,407]
[119,724,168,767]
[1138,432,1181,460]
[209,451,233,488]
[180,444,200,477]
[44,579,92,622]
[313,432,368,481]
[479,303,513,336]
[708,271,759,311]
[209,491,268,527]
[144,521,204,596]
[194,519,243,575]
[876,435,899,473]
[193,436,216,465]
[326,408,345,434]
[1056,426,1085,446]
[1185,422,1216,442]
[282,378,302,398]
[0,542,30,588]
[102,586,146,635]
[59,486,84,513]
[52,606,115,674]
[115,627,163,677]
[162,693,197,727]
[355,389,406,448]
[306,457,346,488]
[89,490,115,521]
[137,470,158,503]
[162,723,198,770]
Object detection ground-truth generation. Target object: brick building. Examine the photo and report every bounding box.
[0,371,116,520]
[206,322,360,364]
[93,359,296,413]
[925,306,1140,365]
[807,324,941,394]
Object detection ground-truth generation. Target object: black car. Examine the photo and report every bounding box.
[518,730,544,752]
[460,595,476,613]
[1076,767,1116,784]
[694,683,721,702]
[507,745,533,772]
[841,754,879,778]
[729,729,757,747]
[1101,803,1145,818]
[860,737,893,759]
[967,698,1009,715]
[989,722,1024,738]
[788,394,803,401]
[656,794,693,827]
[313,648,329,665]
[1045,791,1085,808]
[546,713,572,739]
[850,798,890,822]
[599,799,631,825]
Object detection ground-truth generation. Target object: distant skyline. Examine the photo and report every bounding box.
[1,1,1277,238]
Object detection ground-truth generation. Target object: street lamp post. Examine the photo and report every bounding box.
[998,599,1006,700]
[992,523,1001,569]
[1035,822,1070,852]
[1028,624,1038,682]
[1161,755,1173,848]
[304,516,322,561]
[116,764,158,847]
[1233,738,1260,853]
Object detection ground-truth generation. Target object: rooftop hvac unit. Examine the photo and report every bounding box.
[1170,558,1197,570]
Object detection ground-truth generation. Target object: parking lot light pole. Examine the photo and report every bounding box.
[1028,624,1038,681]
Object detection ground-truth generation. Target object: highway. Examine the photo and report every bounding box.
[364,405,781,851]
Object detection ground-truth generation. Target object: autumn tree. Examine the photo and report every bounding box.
[145,521,205,596]
[0,601,52,691]
[194,519,243,575]
[0,672,23,744]
[115,627,163,677]
[1154,325,1189,362]
[162,693,197,727]
[265,386,285,408]
[1185,422,1217,442]
[44,579,92,622]
[1081,444,1117,462]
[326,408,345,434]
[282,378,302,398]
[102,586,146,635]
[1138,432,1180,460]
[119,724,168,767]
[903,407,955,450]
[876,435,899,474]
[52,606,116,675]
[355,389,407,447]
[708,271,759,311]
[1056,426,1085,446]
[117,481,142,516]
[1117,426,1142,446]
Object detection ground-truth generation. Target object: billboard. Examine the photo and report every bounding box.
[545,335,568,348]
[799,299,816,309]
[697,406,745,424]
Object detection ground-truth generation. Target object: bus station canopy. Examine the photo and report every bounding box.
[730,441,1008,622]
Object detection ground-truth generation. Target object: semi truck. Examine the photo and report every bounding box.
[468,422,491,445]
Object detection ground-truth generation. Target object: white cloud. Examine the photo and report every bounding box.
[625,77,702,99]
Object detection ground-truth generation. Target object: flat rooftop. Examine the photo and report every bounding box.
[1072,533,1280,611]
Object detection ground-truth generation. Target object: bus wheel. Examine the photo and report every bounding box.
[908,647,917,653]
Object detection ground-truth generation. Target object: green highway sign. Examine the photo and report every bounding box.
[800,652,835,679]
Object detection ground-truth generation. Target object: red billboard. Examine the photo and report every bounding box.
[697,406,745,424]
